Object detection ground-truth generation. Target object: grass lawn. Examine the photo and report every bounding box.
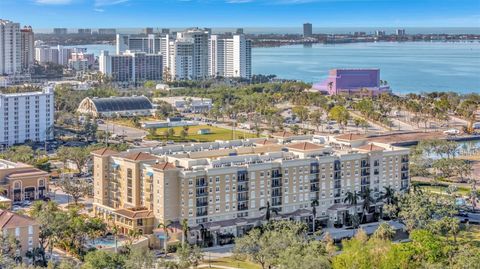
[202,257,261,269]
[413,181,474,196]
[146,125,259,142]
[452,224,480,248]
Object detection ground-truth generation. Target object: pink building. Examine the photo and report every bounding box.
[313,69,391,96]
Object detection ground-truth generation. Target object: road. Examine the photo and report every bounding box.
[98,122,147,140]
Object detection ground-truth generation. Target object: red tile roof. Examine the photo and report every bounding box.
[7,168,49,179]
[152,162,176,170]
[271,131,294,138]
[335,133,366,141]
[122,152,157,161]
[114,208,154,219]
[286,142,324,151]
[0,210,37,229]
[255,139,277,145]
[357,143,385,152]
[91,148,118,156]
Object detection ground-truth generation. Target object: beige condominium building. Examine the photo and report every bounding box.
[92,134,409,245]
[0,209,40,256]
[0,159,49,202]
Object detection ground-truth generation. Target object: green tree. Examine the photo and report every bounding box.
[328,105,350,130]
[81,250,124,269]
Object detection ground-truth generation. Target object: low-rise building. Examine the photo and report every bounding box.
[312,69,391,96]
[92,135,410,245]
[0,209,39,256]
[0,159,49,202]
[155,96,212,113]
[77,96,155,118]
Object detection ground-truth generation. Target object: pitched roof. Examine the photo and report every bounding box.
[114,208,154,219]
[122,152,157,161]
[254,139,277,146]
[286,142,324,151]
[152,162,176,170]
[271,131,294,138]
[6,168,49,179]
[91,148,118,156]
[0,210,37,229]
[357,143,385,152]
[335,133,366,141]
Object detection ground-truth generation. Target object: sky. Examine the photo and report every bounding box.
[1,0,479,29]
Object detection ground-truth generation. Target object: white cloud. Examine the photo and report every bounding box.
[35,0,73,4]
[94,0,129,6]
[94,8,105,12]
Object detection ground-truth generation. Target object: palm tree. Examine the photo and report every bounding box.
[259,201,280,221]
[381,186,396,205]
[157,220,172,257]
[181,218,190,245]
[107,215,119,254]
[310,199,319,233]
[344,191,359,227]
[360,188,375,223]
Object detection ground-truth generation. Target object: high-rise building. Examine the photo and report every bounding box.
[0,20,21,75]
[98,28,116,35]
[161,28,170,34]
[0,86,54,146]
[34,46,71,66]
[20,26,34,72]
[91,135,410,240]
[35,46,59,65]
[375,30,386,37]
[169,39,194,80]
[209,34,251,78]
[115,28,252,81]
[144,27,154,35]
[116,34,162,55]
[78,28,92,35]
[99,50,162,84]
[178,29,210,80]
[53,28,67,35]
[303,23,313,37]
[396,29,406,36]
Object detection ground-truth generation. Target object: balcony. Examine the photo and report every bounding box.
[237,186,249,192]
[271,197,282,207]
[196,209,208,216]
[310,186,319,192]
[196,178,208,187]
[196,191,208,197]
[401,165,409,171]
[237,202,248,211]
[271,179,282,188]
[361,160,370,168]
[196,201,208,207]
[237,194,249,201]
[402,156,409,163]
[271,171,282,178]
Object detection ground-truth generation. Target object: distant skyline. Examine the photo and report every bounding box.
[1,0,479,29]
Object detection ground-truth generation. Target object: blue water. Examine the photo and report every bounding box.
[253,42,480,94]
[70,41,480,94]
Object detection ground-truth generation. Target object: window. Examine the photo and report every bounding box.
[28,225,33,235]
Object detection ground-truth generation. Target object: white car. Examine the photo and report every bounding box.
[443,129,460,135]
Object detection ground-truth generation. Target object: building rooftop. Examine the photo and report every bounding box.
[91,148,119,156]
[335,133,366,141]
[0,210,37,229]
[85,96,153,113]
[286,142,324,151]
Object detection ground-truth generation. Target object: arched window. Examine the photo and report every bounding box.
[38,179,44,187]
[13,181,21,189]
